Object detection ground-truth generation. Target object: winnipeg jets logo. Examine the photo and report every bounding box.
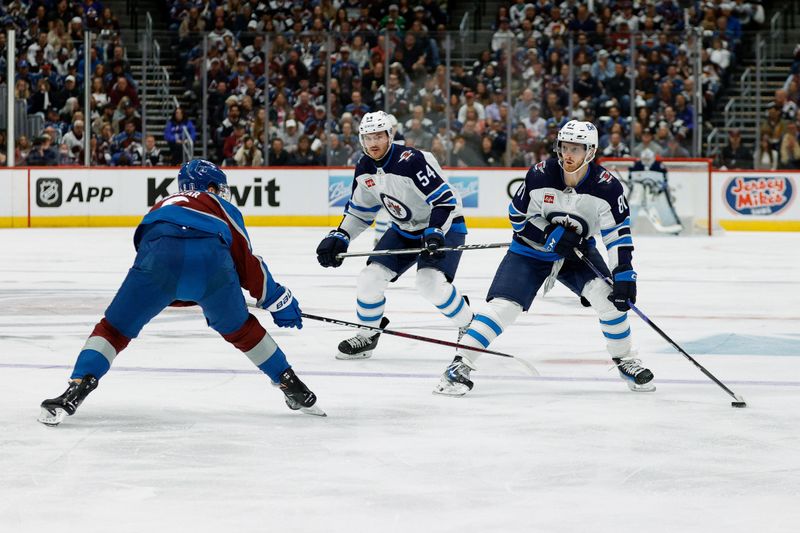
[398,150,414,162]
[379,193,412,221]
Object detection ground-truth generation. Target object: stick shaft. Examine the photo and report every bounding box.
[337,242,511,259]
[575,249,741,400]
[301,312,514,358]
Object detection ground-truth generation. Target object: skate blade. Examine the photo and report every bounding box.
[626,381,656,392]
[37,407,66,426]
[432,381,470,397]
[335,350,373,360]
[300,404,327,417]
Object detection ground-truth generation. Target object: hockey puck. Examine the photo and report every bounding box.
[731,401,747,408]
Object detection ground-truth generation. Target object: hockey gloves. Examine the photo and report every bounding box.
[608,265,637,312]
[266,285,303,329]
[316,230,350,268]
[542,223,586,260]
[422,227,446,258]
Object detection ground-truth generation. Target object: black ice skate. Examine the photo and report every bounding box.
[279,369,326,416]
[38,376,99,426]
[613,356,656,392]
[336,317,390,360]
[433,356,474,397]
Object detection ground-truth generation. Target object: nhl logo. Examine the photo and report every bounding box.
[36,178,63,208]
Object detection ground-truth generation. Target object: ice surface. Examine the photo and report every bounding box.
[1,227,799,533]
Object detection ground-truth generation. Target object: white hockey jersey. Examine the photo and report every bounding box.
[508,157,634,270]
[338,144,467,239]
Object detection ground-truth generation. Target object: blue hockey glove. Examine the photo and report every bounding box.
[266,286,303,329]
[542,223,586,260]
[422,227,446,258]
[608,265,637,312]
[316,230,350,268]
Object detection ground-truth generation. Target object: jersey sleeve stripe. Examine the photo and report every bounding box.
[606,236,634,249]
[425,183,449,201]
[601,216,631,236]
[347,201,382,213]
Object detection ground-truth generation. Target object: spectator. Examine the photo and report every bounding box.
[222,123,246,165]
[321,133,348,166]
[62,119,85,161]
[779,123,800,169]
[404,118,433,150]
[164,108,197,165]
[143,135,164,166]
[279,119,302,153]
[632,128,664,158]
[755,133,778,170]
[267,138,290,166]
[720,129,753,169]
[234,135,263,166]
[289,135,321,166]
[108,76,139,108]
[53,74,80,110]
[26,135,58,166]
[663,136,690,158]
[601,131,631,158]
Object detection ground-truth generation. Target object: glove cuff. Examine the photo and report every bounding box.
[542,224,565,252]
[266,287,294,312]
[329,229,350,244]
[423,227,445,238]
[613,266,637,282]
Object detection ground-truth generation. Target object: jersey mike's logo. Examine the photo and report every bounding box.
[379,193,412,221]
[724,176,794,216]
[36,178,62,207]
[544,193,555,204]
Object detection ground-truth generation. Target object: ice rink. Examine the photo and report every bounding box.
[1,226,799,533]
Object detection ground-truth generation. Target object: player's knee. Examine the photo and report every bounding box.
[415,268,449,299]
[581,278,618,317]
[357,263,394,298]
[485,298,523,330]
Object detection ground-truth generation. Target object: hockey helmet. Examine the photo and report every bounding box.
[178,159,231,201]
[554,119,598,173]
[640,148,656,168]
[358,111,395,158]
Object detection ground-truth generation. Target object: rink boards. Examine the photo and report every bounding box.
[0,166,798,231]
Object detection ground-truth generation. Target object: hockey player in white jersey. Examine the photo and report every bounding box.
[316,111,474,360]
[372,114,405,245]
[434,119,655,396]
[626,149,683,234]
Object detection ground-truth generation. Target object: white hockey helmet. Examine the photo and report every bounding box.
[555,119,598,172]
[640,148,656,168]
[358,111,395,158]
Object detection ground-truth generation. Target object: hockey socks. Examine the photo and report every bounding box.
[71,318,131,380]
[223,314,289,382]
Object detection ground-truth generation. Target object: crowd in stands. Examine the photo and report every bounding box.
[0,1,779,169]
[0,0,159,166]
[165,0,766,169]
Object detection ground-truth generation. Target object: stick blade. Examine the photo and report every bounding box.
[731,395,747,408]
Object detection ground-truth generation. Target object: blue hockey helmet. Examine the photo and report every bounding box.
[177,159,231,201]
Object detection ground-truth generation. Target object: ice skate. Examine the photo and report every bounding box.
[612,356,656,392]
[278,369,326,416]
[433,356,474,397]
[336,317,389,360]
[38,376,99,426]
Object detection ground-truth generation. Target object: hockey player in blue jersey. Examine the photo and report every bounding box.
[39,159,324,425]
[434,120,655,396]
[316,111,474,359]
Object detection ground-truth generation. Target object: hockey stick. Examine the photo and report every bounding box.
[300,312,539,376]
[574,249,746,408]
[336,242,511,259]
